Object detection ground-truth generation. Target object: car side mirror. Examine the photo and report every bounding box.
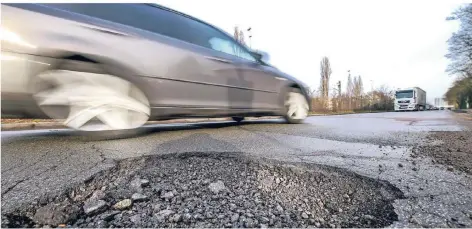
[250,50,270,64]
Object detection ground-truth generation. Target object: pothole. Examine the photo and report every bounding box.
[2,152,404,228]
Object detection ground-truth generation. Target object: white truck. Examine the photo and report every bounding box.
[394,87,427,111]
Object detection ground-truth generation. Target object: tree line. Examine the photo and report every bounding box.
[309,58,395,113]
[445,3,472,109]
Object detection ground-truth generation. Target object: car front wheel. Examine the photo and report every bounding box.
[284,88,309,124]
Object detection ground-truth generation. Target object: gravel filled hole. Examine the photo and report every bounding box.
[2,152,403,228]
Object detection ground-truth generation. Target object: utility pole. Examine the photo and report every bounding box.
[337,81,341,97]
[337,81,342,111]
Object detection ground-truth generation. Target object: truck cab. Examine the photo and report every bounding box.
[394,87,426,111]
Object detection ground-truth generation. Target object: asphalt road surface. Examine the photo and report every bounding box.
[2,110,472,227]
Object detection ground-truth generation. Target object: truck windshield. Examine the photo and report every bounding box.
[396,90,413,99]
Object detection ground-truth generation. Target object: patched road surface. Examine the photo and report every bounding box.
[2,111,472,227]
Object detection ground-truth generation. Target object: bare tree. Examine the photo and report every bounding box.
[357,75,364,95]
[239,30,246,46]
[353,76,359,96]
[446,3,472,75]
[357,76,364,108]
[319,57,332,109]
[234,26,240,41]
[350,75,364,109]
[306,86,317,98]
[346,71,353,97]
[233,26,246,45]
[373,85,395,110]
[353,76,359,109]
[233,26,247,56]
[346,71,353,109]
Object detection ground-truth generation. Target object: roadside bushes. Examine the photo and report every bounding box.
[310,86,394,113]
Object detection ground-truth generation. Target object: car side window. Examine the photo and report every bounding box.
[207,37,256,61]
[44,4,257,62]
[147,5,257,62]
[43,4,181,40]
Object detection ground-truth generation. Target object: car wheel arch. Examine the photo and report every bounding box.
[283,83,311,111]
[276,83,303,112]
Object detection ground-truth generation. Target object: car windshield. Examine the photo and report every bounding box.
[396,91,413,99]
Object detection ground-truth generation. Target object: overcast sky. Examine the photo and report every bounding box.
[156,0,467,103]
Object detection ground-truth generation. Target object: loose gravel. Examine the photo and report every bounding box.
[2,152,403,228]
[413,131,472,175]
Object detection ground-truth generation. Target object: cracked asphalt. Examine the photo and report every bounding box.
[2,110,472,227]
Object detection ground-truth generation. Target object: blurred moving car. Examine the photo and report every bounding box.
[1,3,311,132]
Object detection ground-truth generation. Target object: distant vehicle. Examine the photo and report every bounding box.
[1,3,311,132]
[434,97,453,110]
[394,87,427,111]
[440,107,445,110]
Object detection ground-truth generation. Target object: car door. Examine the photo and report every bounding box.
[206,38,281,111]
[237,60,282,110]
[184,23,280,111]
[176,20,258,110]
[201,36,259,110]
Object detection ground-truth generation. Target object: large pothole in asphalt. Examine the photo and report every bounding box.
[2,152,404,228]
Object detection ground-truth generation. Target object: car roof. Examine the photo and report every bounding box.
[26,3,234,41]
[144,3,236,41]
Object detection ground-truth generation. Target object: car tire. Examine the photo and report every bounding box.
[32,60,151,138]
[283,88,309,124]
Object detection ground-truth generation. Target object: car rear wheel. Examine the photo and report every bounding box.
[33,67,150,132]
[284,88,309,124]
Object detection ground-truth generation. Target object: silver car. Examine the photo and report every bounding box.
[1,3,311,132]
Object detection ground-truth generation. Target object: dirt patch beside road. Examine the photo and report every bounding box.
[413,131,472,175]
[412,112,472,175]
[2,152,403,228]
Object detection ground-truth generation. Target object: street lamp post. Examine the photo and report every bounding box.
[247,27,252,48]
